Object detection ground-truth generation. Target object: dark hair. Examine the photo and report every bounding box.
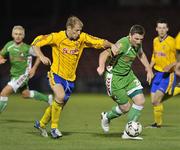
[156,18,168,27]
[129,25,145,35]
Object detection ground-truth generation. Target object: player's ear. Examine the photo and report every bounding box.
[155,27,158,32]
[166,27,169,32]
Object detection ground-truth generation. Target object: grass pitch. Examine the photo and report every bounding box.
[0,94,180,150]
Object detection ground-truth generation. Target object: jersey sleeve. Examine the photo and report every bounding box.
[116,39,128,54]
[169,38,176,63]
[83,33,105,49]
[31,33,58,47]
[28,47,36,56]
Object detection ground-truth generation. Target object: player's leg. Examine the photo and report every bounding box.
[151,91,164,127]
[101,72,130,132]
[122,92,144,140]
[34,106,51,137]
[21,89,53,105]
[128,92,145,122]
[151,72,176,127]
[50,84,64,138]
[101,100,130,133]
[173,86,180,96]
[122,75,144,140]
[49,72,74,138]
[0,85,14,113]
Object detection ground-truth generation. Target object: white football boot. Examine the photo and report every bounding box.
[122,131,143,140]
[101,112,110,133]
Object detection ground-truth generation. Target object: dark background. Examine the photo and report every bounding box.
[0,0,180,93]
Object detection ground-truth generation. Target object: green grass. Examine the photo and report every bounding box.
[0,94,180,150]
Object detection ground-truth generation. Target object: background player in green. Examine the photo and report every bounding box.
[0,25,52,113]
[97,25,154,140]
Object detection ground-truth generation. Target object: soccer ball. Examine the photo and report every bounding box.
[125,121,142,137]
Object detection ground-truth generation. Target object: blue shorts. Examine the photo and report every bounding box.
[151,71,176,95]
[48,72,75,102]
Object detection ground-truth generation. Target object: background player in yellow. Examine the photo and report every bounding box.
[149,19,180,128]
[175,32,180,78]
[32,16,118,138]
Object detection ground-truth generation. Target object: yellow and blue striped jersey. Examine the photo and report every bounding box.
[32,31,105,81]
[151,35,176,72]
[175,32,180,50]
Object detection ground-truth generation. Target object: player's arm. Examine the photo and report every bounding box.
[97,49,111,76]
[138,50,154,84]
[150,53,155,69]
[164,39,177,72]
[84,33,119,55]
[31,34,54,65]
[0,54,7,64]
[29,57,41,79]
[0,45,9,64]
[32,46,51,65]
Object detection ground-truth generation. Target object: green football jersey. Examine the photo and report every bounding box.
[107,36,142,76]
[0,41,31,78]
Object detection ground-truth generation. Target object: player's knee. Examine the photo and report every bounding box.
[21,90,30,98]
[152,100,160,106]
[55,93,65,103]
[134,98,145,106]
[119,103,131,113]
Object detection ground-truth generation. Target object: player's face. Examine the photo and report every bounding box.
[156,23,168,38]
[12,29,24,44]
[129,33,144,48]
[68,24,82,40]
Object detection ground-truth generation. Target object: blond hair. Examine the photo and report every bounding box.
[66,16,83,29]
[12,25,25,36]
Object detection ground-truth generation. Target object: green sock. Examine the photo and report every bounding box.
[30,90,49,102]
[128,104,143,122]
[107,106,122,120]
[0,96,8,113]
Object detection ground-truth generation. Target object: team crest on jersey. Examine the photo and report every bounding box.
[63,48,79,54]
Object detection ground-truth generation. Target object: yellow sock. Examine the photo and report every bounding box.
[40,106,52,128]
[173,87,180,96]
[51,100,63,129]
[153,104,163,126]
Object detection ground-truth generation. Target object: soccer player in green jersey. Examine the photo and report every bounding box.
[97,25,154,140]
[0,25,52,113]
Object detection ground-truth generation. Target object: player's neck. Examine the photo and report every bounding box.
[65,30,73,40]
[14,41,23,46]
[159,34,168,42]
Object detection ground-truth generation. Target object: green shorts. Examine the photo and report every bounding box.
[105,70,143,105]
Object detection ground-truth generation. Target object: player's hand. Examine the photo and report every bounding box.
[97,66,105,76]
[28,68,36,78]
[0,58,7,64]
[175,62,180,77]
[146,69,154,85]
[40,55,51,65]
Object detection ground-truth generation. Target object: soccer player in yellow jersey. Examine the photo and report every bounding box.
[174,32,180,91]
[150,19,180,128]
[175,32,180,59]
[32,16,117,138]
